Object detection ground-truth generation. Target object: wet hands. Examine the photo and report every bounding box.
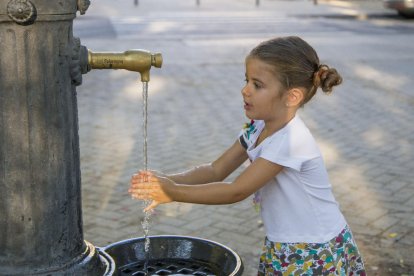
[129,170,174,212]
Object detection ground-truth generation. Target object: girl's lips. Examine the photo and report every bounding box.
[244,102,251,110]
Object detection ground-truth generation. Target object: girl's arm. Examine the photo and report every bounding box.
[129,156,283,211]
[166,140,248,184]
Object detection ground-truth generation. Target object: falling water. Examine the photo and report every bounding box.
[141,81,151,274]
[142,82,148,172]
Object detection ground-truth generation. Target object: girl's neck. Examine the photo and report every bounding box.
[261,113,296,141]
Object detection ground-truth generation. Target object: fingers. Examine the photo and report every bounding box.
[129,170,169,212]
[144,201,159,212]
[129,184,161,213]
[131,171,153,182]
[129,190,146,200]
[128,183,155,198]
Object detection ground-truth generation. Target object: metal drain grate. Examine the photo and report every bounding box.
[119,258,218,276]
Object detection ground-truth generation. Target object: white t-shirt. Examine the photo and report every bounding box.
[239,115,347,243]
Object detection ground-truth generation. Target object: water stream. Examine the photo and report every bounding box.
[142,82,148,174]
[141,81,151,275]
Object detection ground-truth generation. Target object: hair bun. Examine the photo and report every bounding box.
[313,64,342,94]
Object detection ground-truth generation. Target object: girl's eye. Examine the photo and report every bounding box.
[244,78,262,89]
[254,82,262,89]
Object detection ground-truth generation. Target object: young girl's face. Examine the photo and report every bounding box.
[242,57,288,121]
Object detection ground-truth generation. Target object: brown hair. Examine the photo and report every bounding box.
[247,36,342,105]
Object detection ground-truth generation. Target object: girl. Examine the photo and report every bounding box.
[129,36,366,275]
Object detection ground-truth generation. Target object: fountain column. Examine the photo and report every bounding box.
[0,0,112,274]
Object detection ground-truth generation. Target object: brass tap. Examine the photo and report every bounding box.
[87,49,163,82]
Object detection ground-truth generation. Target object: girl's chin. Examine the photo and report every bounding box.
[244,113,255,120]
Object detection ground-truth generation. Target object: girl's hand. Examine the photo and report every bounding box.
[129,171,174,212]
[142,169,167,178]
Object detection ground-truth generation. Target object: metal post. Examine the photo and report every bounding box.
[0,0,113,274]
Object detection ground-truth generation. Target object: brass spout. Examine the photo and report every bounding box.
[87,49,162,82]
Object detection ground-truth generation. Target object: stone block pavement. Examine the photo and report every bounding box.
[74,0,414,275]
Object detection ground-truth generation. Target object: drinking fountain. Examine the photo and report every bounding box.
[0,0,243,275]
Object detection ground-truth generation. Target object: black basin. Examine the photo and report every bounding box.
[102,235,243,276]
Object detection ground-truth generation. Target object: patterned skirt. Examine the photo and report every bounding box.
[258,225,366,275]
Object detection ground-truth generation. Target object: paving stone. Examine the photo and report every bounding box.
[370,216,401,232]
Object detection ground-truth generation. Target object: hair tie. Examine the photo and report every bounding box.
[313,64,329,88]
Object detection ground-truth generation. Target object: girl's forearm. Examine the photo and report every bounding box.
[172,182,247,205]
[167,141,248,185]
[167,163,221,185]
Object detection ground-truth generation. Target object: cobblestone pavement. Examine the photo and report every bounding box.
[74,0,414,275]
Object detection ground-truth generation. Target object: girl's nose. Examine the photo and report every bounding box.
[241,84,249,97]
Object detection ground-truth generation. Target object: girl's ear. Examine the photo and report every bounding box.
[286,88,304,107]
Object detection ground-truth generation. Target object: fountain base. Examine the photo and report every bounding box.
[102,235,243,276]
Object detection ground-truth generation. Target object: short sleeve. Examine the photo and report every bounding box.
[258,119,321,171]
[259,134,306,171]
[239,133,248,150]
[237,120,263,151]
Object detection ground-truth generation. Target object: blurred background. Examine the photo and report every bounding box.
[74,0,414,274]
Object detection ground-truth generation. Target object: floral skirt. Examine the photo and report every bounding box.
[258,225,366,276]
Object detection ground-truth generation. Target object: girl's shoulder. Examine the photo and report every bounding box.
[266,115,320,158]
